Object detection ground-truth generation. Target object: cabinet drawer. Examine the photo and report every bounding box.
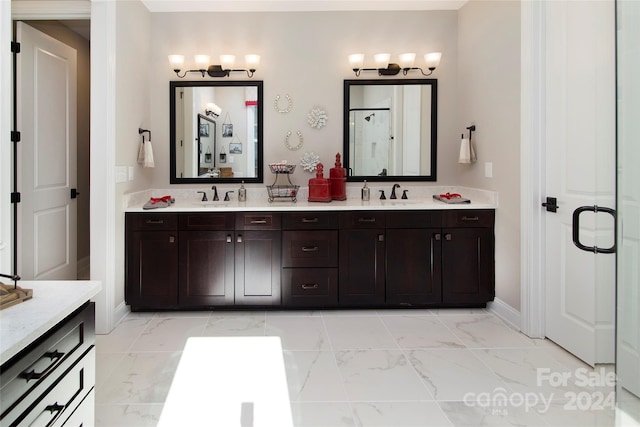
[443,210,495,228]
[339,211,385,229]
[0,303,94,425]
[386,210,442,228]
[236,212,281,230]
[282,268,338,306]
[179,213,234,230]
[282,212,338,230]
[126,213,177,231]
[283,231,338,268]
[10,348,95,427]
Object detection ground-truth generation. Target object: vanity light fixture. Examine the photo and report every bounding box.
[349,52,442,77]
[205,102,222,118]
[169,54,260,78]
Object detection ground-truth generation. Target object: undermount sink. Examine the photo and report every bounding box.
[192,201,234,207]
[377,199,420,206]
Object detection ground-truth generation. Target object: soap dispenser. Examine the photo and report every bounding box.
[361,180,370,201]
[238,181,247,202]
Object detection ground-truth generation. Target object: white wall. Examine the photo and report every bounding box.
[456,0,521,310]
[114,0,152,315]
[147,11,459,189]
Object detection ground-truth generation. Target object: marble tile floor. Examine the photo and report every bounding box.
[94,308,624,427]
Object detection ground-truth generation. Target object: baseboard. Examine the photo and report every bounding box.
[77,256,90,280]
[487,298,521,331]
[112,301,130,331]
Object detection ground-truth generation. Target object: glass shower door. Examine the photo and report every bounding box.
[616,0,640,422]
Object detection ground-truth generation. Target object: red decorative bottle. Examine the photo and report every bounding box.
[308,163,332,202]
[329,153,347,201]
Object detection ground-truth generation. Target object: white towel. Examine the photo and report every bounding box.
[138,139,155,168]
[458,137,477,164]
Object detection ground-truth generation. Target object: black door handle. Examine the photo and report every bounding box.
[572,205,616,254]
[542,197,558,212]
[71,188,80,199]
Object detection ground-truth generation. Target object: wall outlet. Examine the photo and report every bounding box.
[484,162,493,178]
[228,156,234,164]
[115,166,127,183]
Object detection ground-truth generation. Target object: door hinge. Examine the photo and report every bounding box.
[11,131,21,142]
[10,192,21,204]
[11,41,20,54]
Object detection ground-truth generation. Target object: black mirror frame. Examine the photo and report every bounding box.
[170,80,264,184]
[343,79,437,182]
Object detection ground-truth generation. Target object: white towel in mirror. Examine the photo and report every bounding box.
[458,137,477,164]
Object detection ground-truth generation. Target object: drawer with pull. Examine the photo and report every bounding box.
[282,231,338,268]
[282,268,338,306]
[443,210,495,228]
[126,213,177,231]
[235,213,281,230]
[0,303,95,425]
[339,211,385,229]
[282,212,338,230]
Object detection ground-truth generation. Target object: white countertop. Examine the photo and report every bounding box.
[0,280,102,365]
[125,185,497,212]
[158,337,293,427]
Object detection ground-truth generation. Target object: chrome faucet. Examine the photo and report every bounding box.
[390,184,401,199]
[211,185,219,201]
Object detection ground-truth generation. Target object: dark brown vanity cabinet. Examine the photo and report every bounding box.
[338,212,386,305]
[125,208,495,310]
[385,211,443,305]
[234,213,282,305]
[441,210,495,304]
[282,212,339,306]
[125,213,179,309]
[178,213,235,307]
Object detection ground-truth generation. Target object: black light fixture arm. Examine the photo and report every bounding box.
[173,66,255,79]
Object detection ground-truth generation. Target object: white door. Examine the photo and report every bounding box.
[543,0,616,366]
[17,22,77,280]
[616,0,640,400]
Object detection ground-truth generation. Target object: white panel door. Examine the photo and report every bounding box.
[17,22,77,280]
[544,0,616,366]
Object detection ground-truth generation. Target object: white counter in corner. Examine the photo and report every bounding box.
[0,280,102,365]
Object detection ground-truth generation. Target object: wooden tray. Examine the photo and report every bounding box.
[0,282,33,310]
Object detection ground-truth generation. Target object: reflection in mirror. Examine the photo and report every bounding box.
[197,114,216,175]
[170,81,263,183]
[343,79,437,182]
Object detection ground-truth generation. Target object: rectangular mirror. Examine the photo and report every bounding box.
[343,79,437,182]
[170,80,263,183]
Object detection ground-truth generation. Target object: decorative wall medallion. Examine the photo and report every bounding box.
[284,130,304,151]
[307,107,327,129]
[274,94,293,113]
[300,152,320,172]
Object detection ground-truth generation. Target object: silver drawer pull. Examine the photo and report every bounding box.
[357,218,376,223]
[145,219,164,225]
[301,284,318,290]
[461,216,479,221]
[301,217,319,223]
[20,350,65,381]
[227,235,232,243]
[250,219,268,224]
[302,246,319,252]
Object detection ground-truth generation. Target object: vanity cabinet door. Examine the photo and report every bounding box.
[179,231,235,306]
[441,227,495,304]
[338,228,386,305]
[126,229,178,309]
[386,228,442,305]
[234,230,282,305]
